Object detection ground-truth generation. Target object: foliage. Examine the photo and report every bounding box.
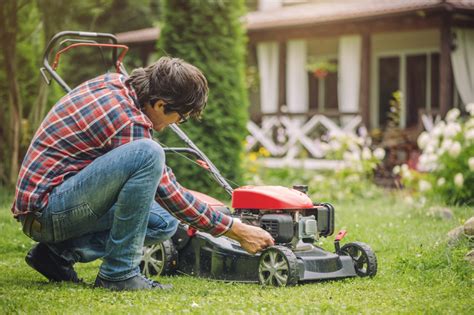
[1,189,473,314]
[158,0,249,200]
[386,90,402,129]
[0,0,160,187]
[396,105,474,205]
[244,130,386,201]
[306,58,337,78]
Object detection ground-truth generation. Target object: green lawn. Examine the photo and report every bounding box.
[0,189,472,314]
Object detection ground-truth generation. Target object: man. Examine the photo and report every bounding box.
[12,57,274,291]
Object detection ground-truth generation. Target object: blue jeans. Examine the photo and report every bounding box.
[30,139,179,281]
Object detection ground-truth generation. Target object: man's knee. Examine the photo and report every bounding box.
[145,216,179,245]
[132,139,165,162]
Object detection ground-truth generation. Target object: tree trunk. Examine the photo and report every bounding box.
[0,0,22,186]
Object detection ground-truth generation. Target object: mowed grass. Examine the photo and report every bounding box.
[0,188,472,314]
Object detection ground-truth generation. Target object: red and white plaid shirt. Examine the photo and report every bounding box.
[12,73,233,236]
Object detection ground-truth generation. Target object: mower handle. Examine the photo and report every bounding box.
[42,31,120,93]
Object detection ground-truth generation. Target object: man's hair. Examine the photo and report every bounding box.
[126,57,208,118]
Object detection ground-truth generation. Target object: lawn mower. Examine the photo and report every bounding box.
[41,31,378,287]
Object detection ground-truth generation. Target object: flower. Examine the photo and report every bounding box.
[362,147,372,160]
[392,165,401,174]
[448,141,462,158]
[469,157,474,171]
[417,132,430,149]
[419,180,432,192]
[466,129,474,142]
[373,148,385,160]
[446,108,460,122]
[466,103,474,116]
[443,122,461,139]
[437,177,446,186]
[454,173,464,187]
[432,121,446,138]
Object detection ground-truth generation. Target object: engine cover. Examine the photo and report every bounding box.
[232,186,314,210]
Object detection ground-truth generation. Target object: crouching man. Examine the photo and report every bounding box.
[12,57,274,291]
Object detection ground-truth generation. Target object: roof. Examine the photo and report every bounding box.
[115,27,160,44]
[116,0,474,44]
[245,0,474,31]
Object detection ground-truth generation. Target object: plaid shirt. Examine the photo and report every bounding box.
[12,73,233,236]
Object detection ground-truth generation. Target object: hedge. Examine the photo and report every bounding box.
[158,0,248,200]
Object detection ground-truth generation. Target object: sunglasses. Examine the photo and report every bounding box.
[177,112,189,124]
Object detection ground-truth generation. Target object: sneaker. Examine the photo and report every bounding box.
[25,243,81,283]
[94,274,173,291]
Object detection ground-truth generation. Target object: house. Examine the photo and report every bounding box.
[117,0,474,169]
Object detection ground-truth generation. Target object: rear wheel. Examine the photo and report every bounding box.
[140,240,177,277]
[339,241,377,277]
[258,246,299,287]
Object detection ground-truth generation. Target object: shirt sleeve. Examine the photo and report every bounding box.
[106,122,153,149]
[108,123,234,237]
[155,166,234,236]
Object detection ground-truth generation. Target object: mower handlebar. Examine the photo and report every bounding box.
[42,31,120,93]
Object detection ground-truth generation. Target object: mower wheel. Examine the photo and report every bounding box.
[339,241,377,277]
[258,246,299,287]
[140,240,178,277]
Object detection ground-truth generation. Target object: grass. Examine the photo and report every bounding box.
[0,188,473,314]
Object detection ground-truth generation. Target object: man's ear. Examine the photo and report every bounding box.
[152,100,166,111]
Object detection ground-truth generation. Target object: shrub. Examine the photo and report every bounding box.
[244,132,386,202]
[158,0,248,199]
[395,105,474,205]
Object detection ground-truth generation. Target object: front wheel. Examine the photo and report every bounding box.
[258,246,299,287]
[140,240,177,277]
[339,241,377,277]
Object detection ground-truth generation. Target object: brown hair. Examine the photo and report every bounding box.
[126,57,208,118]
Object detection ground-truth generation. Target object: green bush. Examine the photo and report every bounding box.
[158,0,248,200]
[397,106,474,205]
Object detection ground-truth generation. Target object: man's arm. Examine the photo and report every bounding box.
[108,123,274,253]
[156,167,274,253]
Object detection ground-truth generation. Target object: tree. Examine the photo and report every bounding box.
[158,0,249,199]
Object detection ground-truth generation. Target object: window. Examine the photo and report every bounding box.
[377,52,441,128]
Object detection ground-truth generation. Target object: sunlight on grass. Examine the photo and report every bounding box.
[0,189,472,314]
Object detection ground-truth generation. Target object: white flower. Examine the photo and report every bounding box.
[454,173,464,187]
[417,131,430,149]
[466,103,474,116]
[419,180,432,192]
[466,118,474,129]
[448,141,462,158]
[469,157,474,171]
[401,163,409,173]
[437,177,446,186]
[320,142,331,153]
[441,139,453,151]
[362,147,372,160]
[466,129,474,142]
[329,140,342,151]
[443,122,461,139]
[432,121,446,138]
[393,165,401,175]
[446,108,460,122]
[373,148,385,160]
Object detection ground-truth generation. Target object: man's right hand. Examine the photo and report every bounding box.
[224,220,274,254]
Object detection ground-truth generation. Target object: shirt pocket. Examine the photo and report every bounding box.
[51,203,98,242]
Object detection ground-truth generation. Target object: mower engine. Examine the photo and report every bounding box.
[232,185,334,246]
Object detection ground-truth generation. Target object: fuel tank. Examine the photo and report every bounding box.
[232,186,314,210]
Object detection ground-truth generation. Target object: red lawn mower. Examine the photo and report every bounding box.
[42,31,377,287]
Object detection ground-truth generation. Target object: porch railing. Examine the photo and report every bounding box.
[246,111,365,169]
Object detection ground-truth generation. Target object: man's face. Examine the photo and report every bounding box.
[143,100,188,132]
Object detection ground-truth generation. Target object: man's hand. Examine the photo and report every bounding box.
[224,220,274,254]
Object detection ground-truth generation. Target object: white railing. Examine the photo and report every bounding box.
[246,113,366,169]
